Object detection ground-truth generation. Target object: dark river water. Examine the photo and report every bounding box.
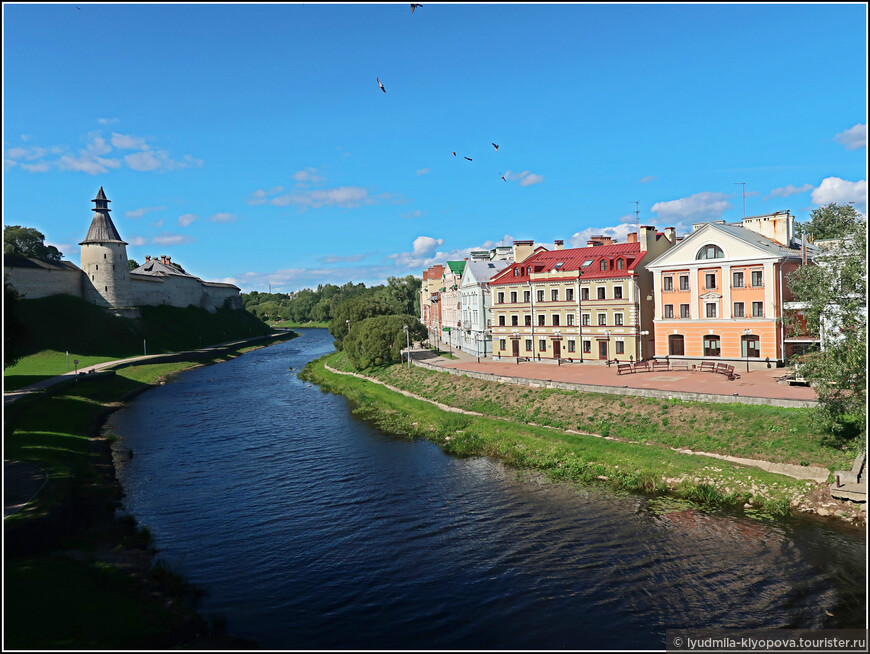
[108,328,866,650]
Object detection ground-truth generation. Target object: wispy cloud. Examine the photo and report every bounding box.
[247,186,285,205]
[811,177,867,214]
[764,184,813,201]
[111,132,149,150]
[416,168,430,176]
[401,209,426,219]
[292,167,326,186]
[178,213,198,227]
[568,223,639,248]
[321,253,367,264]
[209,212,237,223]
[650,191,732,223]
[97,118,120,125]
[833,123,866,150]
[504,170,544,186]
[125,205,166,219]
[638,176,657,184]
[152,232,195,246]
[127,236,148,247]
[270,186,384,210]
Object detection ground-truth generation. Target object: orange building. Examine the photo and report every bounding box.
[645,211,813,370]
[420,264,445,344]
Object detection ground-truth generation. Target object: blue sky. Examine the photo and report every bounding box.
[3,2,867,293]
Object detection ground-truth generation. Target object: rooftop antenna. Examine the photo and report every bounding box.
[733,182,746,219]
[631,200,640,233]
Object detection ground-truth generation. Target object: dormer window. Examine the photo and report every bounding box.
[696,244,724,260]
[616,258,625,270]
[513,268,519,277]
[600,260,608,271]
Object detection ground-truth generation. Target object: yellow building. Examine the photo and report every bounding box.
[489,228,676,362]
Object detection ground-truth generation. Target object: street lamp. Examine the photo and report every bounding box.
[604,330,612,365]
[639,330,650,362]
[403,324,410,370]
[743,328,753,372]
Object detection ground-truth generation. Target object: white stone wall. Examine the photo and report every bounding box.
[81,242,134,307]
[3,266,83,299]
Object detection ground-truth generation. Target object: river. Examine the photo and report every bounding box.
[108,328,865,649]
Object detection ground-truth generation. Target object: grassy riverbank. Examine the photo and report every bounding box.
[301,353,864,522]
[4,332,297,649]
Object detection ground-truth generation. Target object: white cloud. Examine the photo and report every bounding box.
[125,205,166,219]
[152,232,194,246]
[568,223,638,248]
[833,123,866,150]
[639,176,657,184]
[178,213,198,227]
[270,186,375,210]
[504,170,544,186]
[124,150,202,172]
[412,236,444,256]
[401,209,425,219]
[111,133,149,150]
[127,236,148,246]
[416,168,430,176]
[811,177,867,214]
[21,162,51,173]
[210,212,237,223]
[650,191,732,222]
[292,167,326,185]
[322,253,367,263]
[247,186,285,205]
[58,153,122,175]
[764,184,813,201]
[98,118,120,125]
[126,151,162,171]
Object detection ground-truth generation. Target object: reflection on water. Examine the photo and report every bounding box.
[109,329,866,650]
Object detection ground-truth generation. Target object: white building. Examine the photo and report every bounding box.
[458,253,512,357]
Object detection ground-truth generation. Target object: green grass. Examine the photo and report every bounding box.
[341,355,859,472]
[301,353,820,516]
[3,350,119,391]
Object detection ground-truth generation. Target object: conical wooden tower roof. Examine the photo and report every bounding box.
[80,187,126,244]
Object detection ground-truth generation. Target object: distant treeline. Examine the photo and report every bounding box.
[242,275,421,324]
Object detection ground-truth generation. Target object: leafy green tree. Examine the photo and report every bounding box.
[4,225,63,261]
[4,283,28,368]
[795,202,862,241]
[128,259,140,271]
[787,211,866,440]
[329,295,403,349]
[344,314,427,369]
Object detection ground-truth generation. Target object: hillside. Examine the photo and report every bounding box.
[4,294,274,388]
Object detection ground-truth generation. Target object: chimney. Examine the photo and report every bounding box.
[160,255,167,265]
[586,235,613,247]
[664,227,676,243]
[626,232,638,244]
[145,255,151,262]
[638,225,657,251]
[166,256,171,265]
[553,239,564,251]
[513,240,535,263]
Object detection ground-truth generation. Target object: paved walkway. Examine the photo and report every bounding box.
[409,346,818,404]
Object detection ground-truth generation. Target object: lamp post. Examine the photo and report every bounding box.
[605,329,612,365]
[639,330,649,362]
[743,328,752,372]
[403,324,410,370]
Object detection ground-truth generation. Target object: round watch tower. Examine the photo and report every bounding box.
[79,187,134,308]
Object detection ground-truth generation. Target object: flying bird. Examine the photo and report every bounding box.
[464,156,472,161]
[377,77,386,93]
[411,3,422,12]
[492,143,499,151]
[451,151,456,156]
[500,172,506,182]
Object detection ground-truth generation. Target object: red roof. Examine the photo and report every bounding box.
[490,243,643,286]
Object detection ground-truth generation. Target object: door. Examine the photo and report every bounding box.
[553,340,561,359]
[512,340,520,357]
[599,341,608,360]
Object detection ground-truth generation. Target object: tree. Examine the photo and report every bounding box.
[795,202,862,241]
[329,295,403,350]
[4,283,28,369]
[128,259,140,271]
[343,314,428,370]
[786,210,866,440]
[4,225,63,261]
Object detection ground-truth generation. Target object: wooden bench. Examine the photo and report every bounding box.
[652,360,670,372]
[617,363,635,375]
[716,363,738,380]
[699,361,716,373]
[670,362,690,371]
[633,361,650,373]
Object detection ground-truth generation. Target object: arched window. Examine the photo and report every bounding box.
[696,244,724,260]
[616,258,625,270]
